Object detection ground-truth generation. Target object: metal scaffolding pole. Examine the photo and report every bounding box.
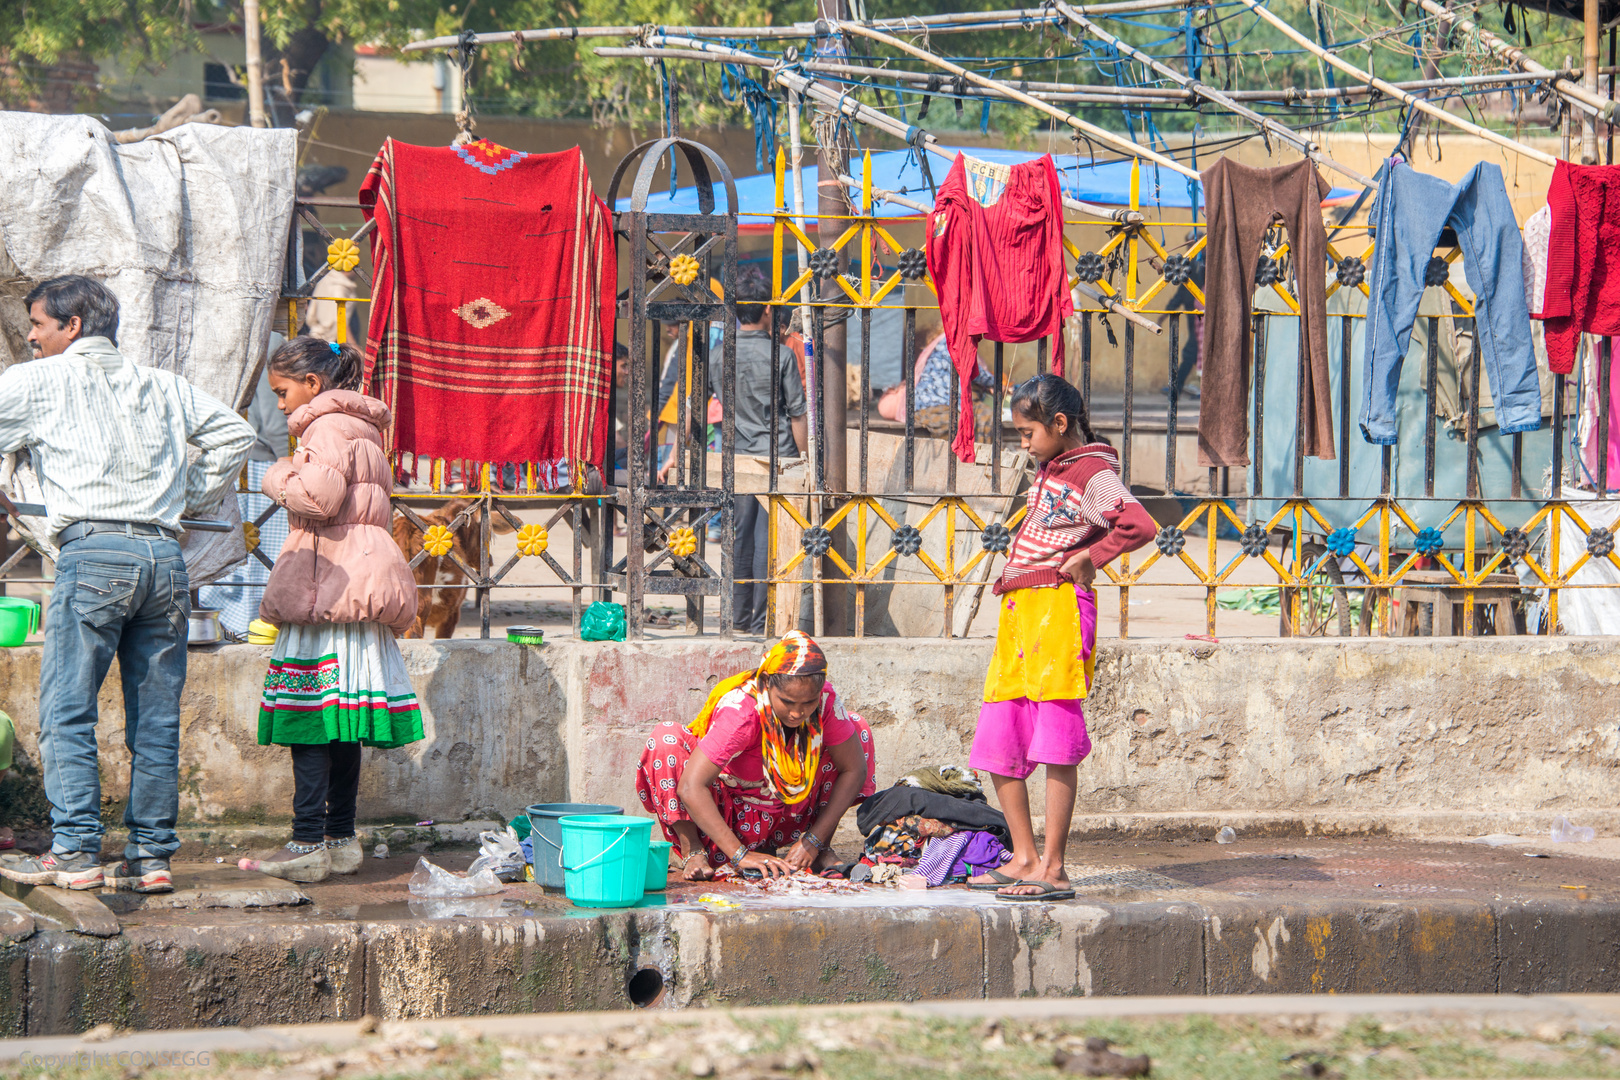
[1412,0,1612,121]
[1055,0,1376,189]
[1236,0,1559,166]
[644,35,1145,223]
[831,19,1201,180]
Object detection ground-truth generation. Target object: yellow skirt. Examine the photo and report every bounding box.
[982,584,1098,703]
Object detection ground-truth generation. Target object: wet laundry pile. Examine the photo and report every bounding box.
[821,765,1013,887]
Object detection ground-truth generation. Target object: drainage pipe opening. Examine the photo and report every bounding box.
[627,967,664,1008]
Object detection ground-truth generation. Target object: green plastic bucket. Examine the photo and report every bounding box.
[645,840,672,893]
[526,802,621,888]
[0,598,38,647]
[558,814,652,908]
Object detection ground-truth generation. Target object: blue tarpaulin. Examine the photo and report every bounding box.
[614,146,1357,219]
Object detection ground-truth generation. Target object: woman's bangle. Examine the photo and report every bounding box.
[801,831,824,851]
[730,844,749,867]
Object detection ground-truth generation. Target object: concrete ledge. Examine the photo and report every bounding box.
[2,637,1618,838]
[9,890,1620,1033]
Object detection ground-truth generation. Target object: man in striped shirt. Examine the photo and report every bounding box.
[0,276,253,893]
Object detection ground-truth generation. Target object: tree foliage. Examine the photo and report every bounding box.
[0,0,1589,139]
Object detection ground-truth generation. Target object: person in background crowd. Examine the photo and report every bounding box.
[713,266,807,634]
[241,337,423,883]
[198,333,291,637]
[877,331,997,443]
[0,275,253,894]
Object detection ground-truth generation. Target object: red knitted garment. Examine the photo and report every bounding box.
[359,138,615,479]
[926,153,1073,462]
[1543,160,1620,374]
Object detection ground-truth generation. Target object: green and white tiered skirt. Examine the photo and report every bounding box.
[258,622,425,749]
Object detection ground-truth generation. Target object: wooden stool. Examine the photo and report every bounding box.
[1395,570,1522,636]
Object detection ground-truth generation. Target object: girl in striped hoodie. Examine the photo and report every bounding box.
[969,374,1154,901]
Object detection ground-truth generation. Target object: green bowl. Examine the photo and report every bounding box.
[507,625,545,646]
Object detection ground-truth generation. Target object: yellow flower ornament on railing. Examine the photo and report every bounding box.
[421,524,455,558]
[667,527,698,558]
[327,237,361,273]
[516,523,550,557]
[242,521,260,552]
[668,254,701,286]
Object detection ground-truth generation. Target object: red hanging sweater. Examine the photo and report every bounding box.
[926,153,1073,462]
[1543,160,1620,374]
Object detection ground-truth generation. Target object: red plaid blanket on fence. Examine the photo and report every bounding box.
[359,138,615,482]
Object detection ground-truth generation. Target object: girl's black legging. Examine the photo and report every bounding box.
[290,741,362,844]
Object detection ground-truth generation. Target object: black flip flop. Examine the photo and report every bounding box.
[996,879,1077,902]
[968,869,1020,891]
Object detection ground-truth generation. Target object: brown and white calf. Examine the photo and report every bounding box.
[391,499,511,638]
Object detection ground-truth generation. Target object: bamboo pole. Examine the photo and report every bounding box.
[1235,0,1558,166]
[837,173,932,213]
[788,94,816,346]
[829,19,1201,180]
[1412,0,1611,121]
[796,57,1567,100]
[244,0,266,128]
[404,2,1200,52]
[597,49,1191,103]
[1054,0,1377,188]
[1587,0,1603,161]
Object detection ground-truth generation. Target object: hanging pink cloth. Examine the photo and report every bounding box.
[926,153,1072,461]
[1581,339,1620,490]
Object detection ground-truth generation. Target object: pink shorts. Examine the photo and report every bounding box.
[968,697,1091,780]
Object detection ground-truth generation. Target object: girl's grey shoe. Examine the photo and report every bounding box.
[239,841,331,883]
[325,835,363,875]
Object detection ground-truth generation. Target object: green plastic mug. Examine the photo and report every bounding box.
[0,598,40,647]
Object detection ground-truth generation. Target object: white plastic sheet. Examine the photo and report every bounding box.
[1520,488,1620,635]
[0,112,295,583]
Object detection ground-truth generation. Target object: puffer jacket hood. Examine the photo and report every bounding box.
[286,389,392,438]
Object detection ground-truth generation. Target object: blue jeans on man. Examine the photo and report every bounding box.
[1361,159,1542,445]
[38,525,189,861]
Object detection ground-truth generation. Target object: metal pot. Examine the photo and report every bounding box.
[187,608,223,646]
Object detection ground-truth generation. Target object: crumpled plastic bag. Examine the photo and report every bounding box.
[467,826,527,882]
[407,856,504,898]
[1552,815,1597,843]
[408,895,508,919]
[580,601,627,641]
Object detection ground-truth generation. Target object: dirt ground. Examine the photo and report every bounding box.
[11,1006,1620,1080]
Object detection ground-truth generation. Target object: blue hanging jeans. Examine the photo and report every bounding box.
[38,524,189,861]
[1360,159,1542,445]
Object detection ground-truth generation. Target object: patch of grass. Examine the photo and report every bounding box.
[14,1012,1620,1080]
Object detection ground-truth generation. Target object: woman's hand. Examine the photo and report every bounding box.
[736,849,795,878]
[1060,548,1096,589]
[782,836,822,871]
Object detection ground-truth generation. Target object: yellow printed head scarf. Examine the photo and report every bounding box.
[689,631,829,806]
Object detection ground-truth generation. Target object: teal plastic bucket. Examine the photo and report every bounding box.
[559,814,652,908]
[0,598,38,647]
[645,840,672,893]
[526,803,621,888]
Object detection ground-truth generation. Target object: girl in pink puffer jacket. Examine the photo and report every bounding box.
[241,337,423,883]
